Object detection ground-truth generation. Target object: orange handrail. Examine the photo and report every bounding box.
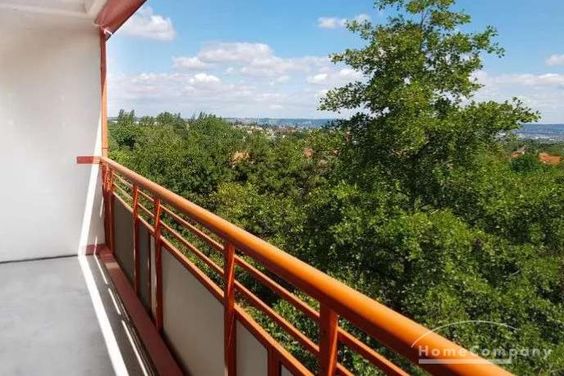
[101,156,512,376]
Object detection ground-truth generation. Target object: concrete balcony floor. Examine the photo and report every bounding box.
[0,255,151,375]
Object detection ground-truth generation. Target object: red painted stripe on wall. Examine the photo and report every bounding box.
[76,156,101,164]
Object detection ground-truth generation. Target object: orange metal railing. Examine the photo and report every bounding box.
[101,156,512,376]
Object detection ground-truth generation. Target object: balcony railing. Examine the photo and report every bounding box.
[100,156,511,376]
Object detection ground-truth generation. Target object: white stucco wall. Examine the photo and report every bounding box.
[0,20,104,261]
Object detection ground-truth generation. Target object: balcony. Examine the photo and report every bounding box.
[0,1,513,375]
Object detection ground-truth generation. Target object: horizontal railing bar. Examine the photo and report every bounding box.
[236,283,358,376]
[236,256,319,321]
[235,281,320,356]
[236,255,404,375]
[161,205,224,253]
[113,182,132,201]
[336,364,355,376]
[138,203,154,218]
[236,309,315,376]
[112,191,133,213]
[112,188,154,234]
[102,157,512,376]
[161,238,223,301]
[138,188,154,202]
[139,217,154,234]
[114,173,133,189]
[161,222,224,277]
[338,330,408,376]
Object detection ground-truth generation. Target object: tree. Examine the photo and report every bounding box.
[110,110,138,150]
[156,112,186,132]
[320,0,538,207]
[306,1,564,374]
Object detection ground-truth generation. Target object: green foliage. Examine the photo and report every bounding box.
[312,2,561,373]
[110,113,244,207]
[110,108,563,374]
[511,153,543,174]
[321,0,538,210]
[108,1,562,374]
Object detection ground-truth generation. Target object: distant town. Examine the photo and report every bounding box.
[109,115,564,141]
[224,117,335,129]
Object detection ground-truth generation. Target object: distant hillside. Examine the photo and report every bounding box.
[224,119,564,139]
[516,123,564,141]
[225,118,335,128]
[109,115,564,141]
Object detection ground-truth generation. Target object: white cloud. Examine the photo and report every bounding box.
[356,14,371,22]
[108,69,356,118]
[112,72,270,115]
[307,73,329,84]
[199,42,273,63]
[109,42,363,118]
[476,71,564,88]
[338,68,364,80]
[474,70,564,122]
[318,17,347,29]
[306,68,363,88]
[546,54,564,66]
[173,42,330,77]
[270,75,290,85]
[318,14,371,29]
[173,56,208,70]
[189,73,221,85]
[120,6,176,41]
[110,37,564,122]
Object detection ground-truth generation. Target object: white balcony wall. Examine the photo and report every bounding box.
[0,13,104,261]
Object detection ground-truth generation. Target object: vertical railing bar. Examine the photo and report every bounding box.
[107,167,115,254]
[147,226,153,319]
[319,305,339,376]
[102,164,110,250]
[268,349,281,376]
[153,197,164,332]
[224,242,237,375]
[132,185,140,294]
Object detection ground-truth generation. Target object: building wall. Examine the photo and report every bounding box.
[0,23,104,261]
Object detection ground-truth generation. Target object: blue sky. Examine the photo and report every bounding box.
[108,0,564,122]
